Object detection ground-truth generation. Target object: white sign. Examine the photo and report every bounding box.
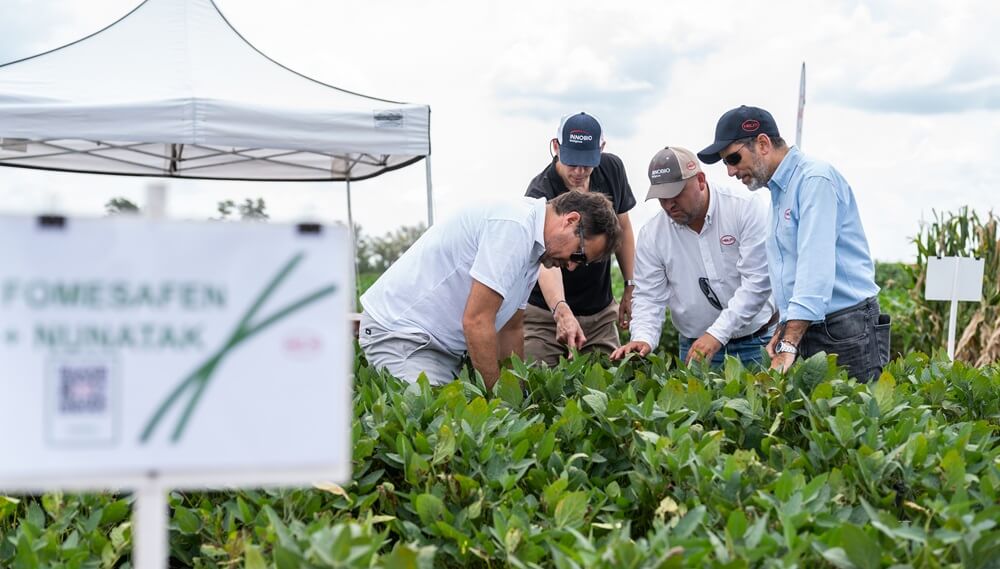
[0,216,353,490]
[924,255,985,360]
[925,256,984,301]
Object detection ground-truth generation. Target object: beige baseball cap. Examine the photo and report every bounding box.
[645,146,702,200]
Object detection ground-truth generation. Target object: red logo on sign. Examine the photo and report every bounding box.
[742,119,760,132]
[686,161,697,170]
[720,235,736,246]
[284,331,323,358]
[784,208,792,220]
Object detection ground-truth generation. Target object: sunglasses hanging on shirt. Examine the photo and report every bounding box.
[698,277,723,310]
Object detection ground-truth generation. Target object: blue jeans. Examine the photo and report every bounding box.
[679,332,772,367]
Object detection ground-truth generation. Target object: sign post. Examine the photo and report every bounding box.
[924,256,985,360]
[0,215,353,568]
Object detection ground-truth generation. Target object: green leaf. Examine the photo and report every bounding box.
[110,522,130,550]
[819,547,855,569]
[941,449,966,489]
[723,397,754,418]
[264,505,299,553]
[496,371,524,407]
[414,493,447,526]
[745,513,768,549]
[274,545,307,569]
[697,430,723,463]
[382,544,419,569]
[13,533,39,569]
[840,523,881,569]
[244,544,268,569]
[543,478,569,512]
[582,390,608,417]
[554,491,589,528]
[535,427,557,461]
[26,501,45,528]
[672,505,706,538]
[872,371,896,415]
[0,495,20,523]
[432,424,456,465]
[811,381,834,401]
[462,397,489,431]
[583,364,608,391]
[100,499,130,525]
[172,506,202,535]
[726,509,748,541]
[829,405,856,447]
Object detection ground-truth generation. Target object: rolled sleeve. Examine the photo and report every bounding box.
[787,177,839,321]
[705,196,772,343]
[629,228,670,347]
[468,220,533,300]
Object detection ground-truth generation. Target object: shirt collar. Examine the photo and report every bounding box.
[703,185,716,226]
[530,197,547,261]
[767,146,802,193]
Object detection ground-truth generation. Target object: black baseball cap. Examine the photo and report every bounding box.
[698,105,781,164]
[556,112,603,167]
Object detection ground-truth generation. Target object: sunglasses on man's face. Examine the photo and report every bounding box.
[722,142,750,167]
[568,223,589,267]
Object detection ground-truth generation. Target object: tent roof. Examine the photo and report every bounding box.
[0,0,430,181]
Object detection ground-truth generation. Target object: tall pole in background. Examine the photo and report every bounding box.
[796,62,806,149]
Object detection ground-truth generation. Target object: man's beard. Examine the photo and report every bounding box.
[745,154,770,191]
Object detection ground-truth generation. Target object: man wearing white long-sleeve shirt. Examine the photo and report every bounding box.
[611,146,775,365]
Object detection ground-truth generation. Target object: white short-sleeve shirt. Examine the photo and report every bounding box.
[360,197,546,355]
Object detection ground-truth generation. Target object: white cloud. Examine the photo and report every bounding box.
[1,0,999,262]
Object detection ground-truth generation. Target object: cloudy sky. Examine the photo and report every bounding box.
[1,0,998,261]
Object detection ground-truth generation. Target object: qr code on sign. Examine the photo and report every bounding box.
[59,365,108,414]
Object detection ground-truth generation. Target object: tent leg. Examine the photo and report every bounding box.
[425,155,434,227]
[346,179,361,307]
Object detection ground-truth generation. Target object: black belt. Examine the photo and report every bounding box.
[821,295,879,321]
[728,312,779,344]
[684,311,778,345]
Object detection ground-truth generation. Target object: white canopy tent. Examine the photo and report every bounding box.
[0,0,434,226]
[0,3,431,567]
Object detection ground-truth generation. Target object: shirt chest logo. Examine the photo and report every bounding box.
[720,234,736,246]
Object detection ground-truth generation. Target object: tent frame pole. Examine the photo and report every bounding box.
[425,155,434,227]
[345,177,361,306]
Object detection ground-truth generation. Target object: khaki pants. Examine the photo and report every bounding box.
[357,312,463,385]
[524,302,620,367]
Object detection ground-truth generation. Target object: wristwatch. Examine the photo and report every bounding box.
[775,340,798,355]
[624,279,636,287]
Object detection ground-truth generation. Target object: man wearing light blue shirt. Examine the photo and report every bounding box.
[698,106,890,382]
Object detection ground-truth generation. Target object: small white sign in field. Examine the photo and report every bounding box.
[0,215,353,490]
[925,255,986,360]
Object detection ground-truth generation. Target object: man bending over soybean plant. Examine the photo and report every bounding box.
[359,191,622,389]
[611,146,776,366]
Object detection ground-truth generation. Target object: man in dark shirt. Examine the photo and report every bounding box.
[523,112,637,366]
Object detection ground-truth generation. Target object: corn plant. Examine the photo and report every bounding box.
[907,207,1000,365]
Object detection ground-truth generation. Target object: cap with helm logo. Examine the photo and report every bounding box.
[697,105,781,164]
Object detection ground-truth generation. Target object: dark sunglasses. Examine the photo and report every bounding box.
[698,277,723,310]
[568,223,589,267]
[722,142,750,167]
